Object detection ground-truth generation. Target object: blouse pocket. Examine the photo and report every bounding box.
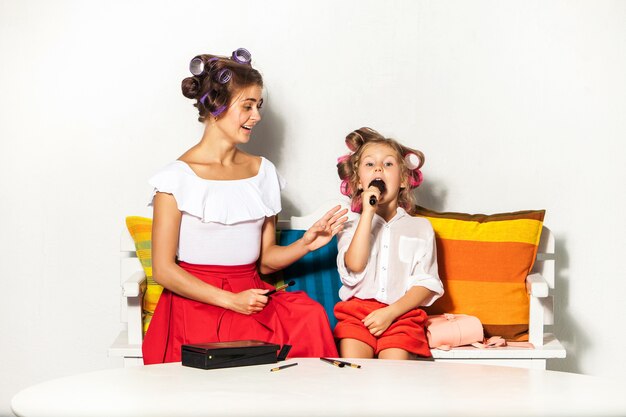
[398,236,426,264]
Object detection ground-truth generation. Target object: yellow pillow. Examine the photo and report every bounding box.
[125,216,163,335]
[414,206,545,341]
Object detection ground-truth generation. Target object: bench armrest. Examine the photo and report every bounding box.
[119,270,146,346]
[526,273,549,298]
[527,272,553,347]
[123,271,147,297]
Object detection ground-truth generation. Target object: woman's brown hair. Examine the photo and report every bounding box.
[181,52,263,123]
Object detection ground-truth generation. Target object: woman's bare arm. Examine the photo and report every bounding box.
[151,192,268,314]
[258,205,348,274]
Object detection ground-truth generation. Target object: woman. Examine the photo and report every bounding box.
[143,48,347,364]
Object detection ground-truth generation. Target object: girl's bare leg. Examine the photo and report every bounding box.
[339,338,375,358]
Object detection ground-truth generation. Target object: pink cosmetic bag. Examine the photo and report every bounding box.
[425,313,484,351]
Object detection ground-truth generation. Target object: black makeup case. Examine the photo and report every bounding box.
[181,340,290,370]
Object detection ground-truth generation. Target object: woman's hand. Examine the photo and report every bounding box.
[362,306,397,336]
[302,205,348,252]
[227,289,270,315]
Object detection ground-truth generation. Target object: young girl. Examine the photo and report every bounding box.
[142,48,347,364]
[334,127,444,360]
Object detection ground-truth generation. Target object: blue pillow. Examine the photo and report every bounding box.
[279,230,341,329]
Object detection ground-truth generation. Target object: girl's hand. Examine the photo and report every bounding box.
[362,306,397,336]
[227,289,269,315]
[360,185,381,216]
[302,205,348,252]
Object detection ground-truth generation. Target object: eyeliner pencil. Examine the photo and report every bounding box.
[320,357,345,368]
[270,362,298,372]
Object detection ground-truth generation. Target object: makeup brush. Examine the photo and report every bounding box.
[265,280,295,296]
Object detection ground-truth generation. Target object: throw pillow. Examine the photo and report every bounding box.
[279,230,341,330]
[414,206,545,341]
[125,216,163,335]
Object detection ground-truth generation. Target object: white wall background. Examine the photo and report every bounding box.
[1,0,625,414]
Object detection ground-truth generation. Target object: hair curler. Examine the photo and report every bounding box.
[189,56,219,76]
[215,68,232,84]
[404,153,421,170]
[189,56,204,76]
[231,48,252,65]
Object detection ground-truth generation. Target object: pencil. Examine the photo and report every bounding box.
[337,360,361,369]
[270,362,298,372]
[319,357,345,368]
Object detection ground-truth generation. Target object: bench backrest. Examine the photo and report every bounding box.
[119,212,555,330]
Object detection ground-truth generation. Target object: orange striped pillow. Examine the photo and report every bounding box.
[415,206,545,341]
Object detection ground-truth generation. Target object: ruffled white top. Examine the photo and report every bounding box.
[148,157,286,265]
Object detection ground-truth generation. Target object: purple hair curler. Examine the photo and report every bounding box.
[210,105,227,117]
[199,92,227,117]
[189,56,219,76]
[215,68,232,84]
[189,57,204,76]
[231,48,252,65]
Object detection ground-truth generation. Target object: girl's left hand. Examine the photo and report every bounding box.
[302,205,348,252]
[363,306,397,336]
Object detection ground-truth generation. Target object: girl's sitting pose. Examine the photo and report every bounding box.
[334,127,444,360]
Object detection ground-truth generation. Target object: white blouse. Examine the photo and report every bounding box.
[148,157,286,265]
[337,207,444,306]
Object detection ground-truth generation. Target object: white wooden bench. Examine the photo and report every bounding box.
[109,204,566,369]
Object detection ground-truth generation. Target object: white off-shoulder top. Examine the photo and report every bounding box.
[148,157,286,265]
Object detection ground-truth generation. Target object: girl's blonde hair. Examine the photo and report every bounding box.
[337,127,425,214]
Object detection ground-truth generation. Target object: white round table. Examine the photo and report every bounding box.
[12,358,626,417]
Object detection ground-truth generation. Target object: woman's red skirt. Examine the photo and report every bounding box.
[142,262,338,364]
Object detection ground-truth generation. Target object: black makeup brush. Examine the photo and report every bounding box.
[368,179,386,206]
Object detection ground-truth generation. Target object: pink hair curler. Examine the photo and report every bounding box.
[404,153,421,170]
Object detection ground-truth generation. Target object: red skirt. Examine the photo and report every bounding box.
[142,262,338,364]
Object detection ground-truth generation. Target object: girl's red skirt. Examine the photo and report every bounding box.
[142,262,337,364]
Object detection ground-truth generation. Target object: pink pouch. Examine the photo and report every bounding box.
[425,313,484,351]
